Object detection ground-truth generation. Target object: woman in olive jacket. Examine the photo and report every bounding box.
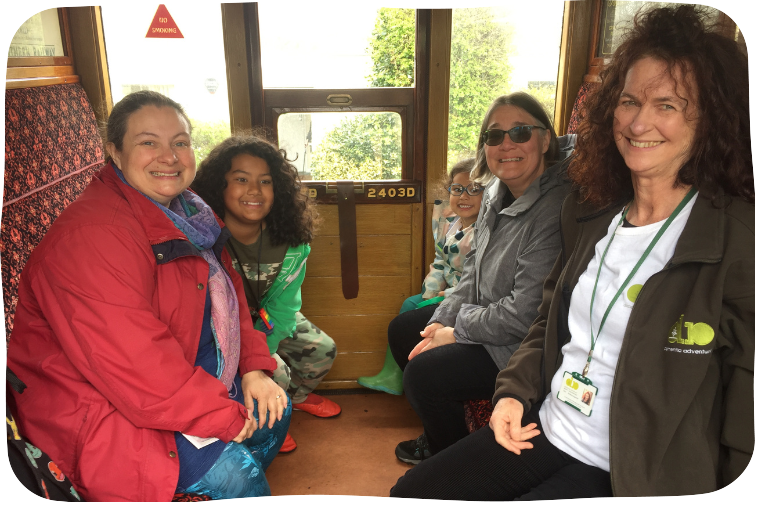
[391,6,753,500]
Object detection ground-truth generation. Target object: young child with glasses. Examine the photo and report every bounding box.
[191,135,341,454]
[358,158,482,395]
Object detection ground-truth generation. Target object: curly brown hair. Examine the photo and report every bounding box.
[191,135,318,247]
[569,5,753,208]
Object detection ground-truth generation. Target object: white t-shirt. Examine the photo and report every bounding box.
[539,194,697,471]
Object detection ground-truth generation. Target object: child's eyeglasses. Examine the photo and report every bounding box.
[481,125,546,146]
[447,183,484,196]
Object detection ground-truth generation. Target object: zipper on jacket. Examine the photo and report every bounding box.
[605,258,678,495]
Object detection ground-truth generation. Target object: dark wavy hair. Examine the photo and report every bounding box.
[471,91,559,185]
[104,90,191,159]
[569,5,753,208]
[445,157,477,188]
[191,135,317,247]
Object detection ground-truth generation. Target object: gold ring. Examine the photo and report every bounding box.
[276,395,281,399]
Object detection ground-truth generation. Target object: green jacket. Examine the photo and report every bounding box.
[494,190,754,496]
[251,243,310,354]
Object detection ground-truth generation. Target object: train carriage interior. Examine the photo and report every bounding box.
[2,0,751,500]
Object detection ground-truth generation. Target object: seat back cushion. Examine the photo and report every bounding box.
[2,83,106,342]
[566,81,600,135]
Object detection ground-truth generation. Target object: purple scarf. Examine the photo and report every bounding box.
[114,165,241,391]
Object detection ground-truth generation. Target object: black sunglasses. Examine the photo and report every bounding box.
[481,125,546,146]
[447,183,484,197]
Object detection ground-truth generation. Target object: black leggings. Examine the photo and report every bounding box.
[390,406,613,500]
[387,304,438,370]
[387,306,500,454]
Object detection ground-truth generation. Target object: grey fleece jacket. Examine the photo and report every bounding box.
[429,134,575,370]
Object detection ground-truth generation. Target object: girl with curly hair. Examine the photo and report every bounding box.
[192,135,340,453]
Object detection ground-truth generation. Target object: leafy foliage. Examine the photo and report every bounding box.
[191,119,230,163]
[310,113,402,180]
[528,83,557,124]
[447,8,513,165]
[366,8,415,87]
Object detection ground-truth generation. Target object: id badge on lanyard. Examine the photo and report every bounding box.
[557,371,598,416]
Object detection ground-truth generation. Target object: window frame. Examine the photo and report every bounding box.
[6,8,78,89]
[226,3,429,204]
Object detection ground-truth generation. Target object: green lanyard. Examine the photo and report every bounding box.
[584,187,697,377]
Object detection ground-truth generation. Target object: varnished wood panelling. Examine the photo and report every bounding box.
[301,276,412,316]
[410,203,426,291]
[322,351,386,381]
[315,379,360,390]
[221,3,252,133]
[68,6,112,122]
[307,235,411,278]
[423,202,436,277]
[554,0,594,135]
[6,66,75,79]
[314,204,412,236]
[306,314,398,353]
[5,76,80,89]
[425,10,452,199]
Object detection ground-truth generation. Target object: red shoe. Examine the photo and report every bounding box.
[280,432,297,453]
[292,393,341,418]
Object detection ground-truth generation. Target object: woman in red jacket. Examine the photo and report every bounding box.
[8,91,291,501]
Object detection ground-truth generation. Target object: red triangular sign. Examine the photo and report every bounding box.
[146,5,184,39]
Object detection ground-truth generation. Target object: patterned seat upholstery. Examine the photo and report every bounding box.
[566,80,600,134]
[2,83,106,343]
[462,81,600,433]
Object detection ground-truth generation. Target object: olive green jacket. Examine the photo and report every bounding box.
[494,190,754,496]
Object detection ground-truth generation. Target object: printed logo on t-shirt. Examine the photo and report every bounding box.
[623,283,643,308]
[627,284,643,303]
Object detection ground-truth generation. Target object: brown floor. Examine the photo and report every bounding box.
[266,392,422,497]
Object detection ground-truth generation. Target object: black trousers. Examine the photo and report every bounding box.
[387,306,500,454]
[390,406,613,500]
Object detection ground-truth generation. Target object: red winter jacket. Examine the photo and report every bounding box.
[7,164,277,501]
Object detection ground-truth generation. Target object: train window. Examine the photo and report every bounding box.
[258,5,414,89]
[8,9,65,58]
[256,6,421,193]
[447,5,565,165]
[277,112,402,181]
[100,3,231,161]
[6,7,76,90]
[597,1,720,57]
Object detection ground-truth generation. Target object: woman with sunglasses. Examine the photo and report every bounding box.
[358,158,482,395]
[390,91,575,464]
[391,5,752,499]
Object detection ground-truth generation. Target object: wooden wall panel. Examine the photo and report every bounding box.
[301,276,412,316]
[305,202,417,389]
[306,314,397,353]
[325,352,387,381]
[307,235,411,278]
[423,202,436,275]
[68,6,112,123]
[221,3,253,133]
[314,204,411,236]
[554,0,594,135]
[411,202,426,290]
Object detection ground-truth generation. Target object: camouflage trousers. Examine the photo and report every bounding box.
[271,312,336,404]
